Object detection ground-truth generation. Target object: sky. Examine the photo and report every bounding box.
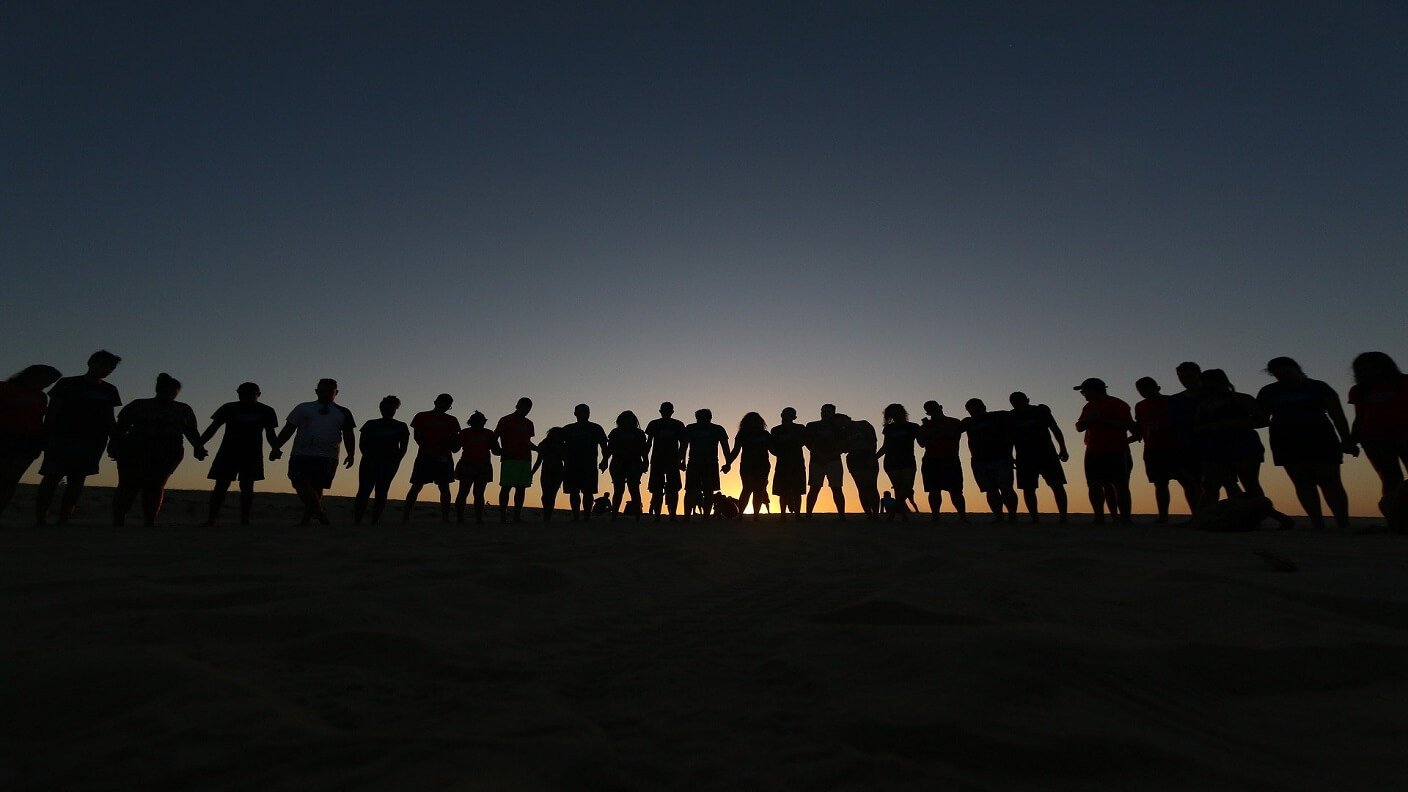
[3,2,1405,515]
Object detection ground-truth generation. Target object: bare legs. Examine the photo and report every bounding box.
[36,473,86,525]
[1285,464,1350,531]
[455,480,490,523]
[205,478,256,526]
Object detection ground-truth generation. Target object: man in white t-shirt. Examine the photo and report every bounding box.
[272,378,356,525]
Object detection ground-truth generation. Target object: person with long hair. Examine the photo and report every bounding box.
[1348,351,1408,521]
[0,364,62,520]
[199,382,279,526]
[36,350,121,525]
[769,407,806,519]
[531,426,566,521]
[111,373,207,526]
[1257,357,1355,531]
[602,410,648,520]
[354,396,409,524]
[725,411,771,520]
[1194,369,1293,528]
[844,416,882,519]
[455,411,499,524]
[876,403,920,521]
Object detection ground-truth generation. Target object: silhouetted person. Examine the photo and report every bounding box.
[879,490,896,515]
[455,411,499,524]
[111,373,206,526]
[403,394,461,524]
[844,417,881,519]
[804,404,848,518]
[1165,361,1206,510]
[1194,369,1293,529]
[876,403,919,521]
[272,378,356,526]
[1008,392,1070,524]
[1130,377,1192,523]
[494,397,536,523]
[531,426,566,522]
[961,399,1018,522]
[1073,378,1135,524]
[918,401,966,522]
[592,492,613,515]
[1348,351,1408,522]
[199,382,279,526]
[36,350,121,525]
[1258,357,1355,531]
[644,402,686,521]
[770,407,806,519]
[0,364,63,520]
[725,411,771,520]
[354,396,409,524]
[602,410,648,520]
[561,404,608,522]
[682,408,732,521]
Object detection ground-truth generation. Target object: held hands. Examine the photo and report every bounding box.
[721,463,731,474]
[1343,442,1361,457]
[269,448,283,462]
[598,461,609,472]
[1058,450,1069,463]
[193,446,208,461]
[344,454,354,469]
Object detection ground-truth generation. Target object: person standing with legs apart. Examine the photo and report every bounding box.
[726,411,772,520]
[403,394,460,524]
[962,399,1018,523]
[0,365,62,521]
[644,402,686,521]
[804,404,848,519]
[918,401,967,523]
[770,407,806,520]
[1074,378,1136,525]
[682,408,732,521]
[354,396,408,524]
[455,411,498,524]
[494,397,536,524]
[36,350,122,525]
[272,379,356,526]
[1131,377,1184,523]
[1008,392,1070,524]
[560,404,608,522]
[200,382,279,526]
[601,410,648,520]
[111,374,207,526]
[532,426,566,522]
[1257,357,1356,531]
[1347,352,1408,526]
[876,403,920,522]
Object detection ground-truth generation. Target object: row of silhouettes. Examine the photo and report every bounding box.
[1,350,1405,530]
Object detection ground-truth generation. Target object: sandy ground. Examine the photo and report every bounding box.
[2,486,1407,791]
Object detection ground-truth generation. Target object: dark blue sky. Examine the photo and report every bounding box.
[4,2,1405,509]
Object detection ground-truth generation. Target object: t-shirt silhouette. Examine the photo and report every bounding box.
[360,418,409,458]
[46,376,121,437]
[561,421,608,469]
[962,411,1012,461]
[1078,396,1133,454]
[645,417,686,462]
[210,401,278,458]
[495,414,535,461]
[684,423,728,466]
[287,401,356,458]
[1008,405,1058,460]
[411,410,461,454]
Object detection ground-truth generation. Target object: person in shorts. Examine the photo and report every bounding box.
[804,404,848,518]
[962,398,1018,523]
[403,393,460,524]
[273,378,356,525]
[1257,357,1354,531]
[1074,378,1135,524]
[0,364,62,521]
[199,382,279,526]
[1008,392,1070,524]
[1132,377,1188,523]
[681,408,731,521]
[644,402,686,521]
[36,350,122,525]
[918,401,967,523]
[602,410,648,520]
[111,373,207,526]
[876,403,920,521]
[531,425,566,521]
[494,397,536,523]
[1348,351,1408,522]
[1166,361,1205,509]
[726,411,773,520]
[354,396,408,524]
[560,404,608,521]
[454,410,498,524]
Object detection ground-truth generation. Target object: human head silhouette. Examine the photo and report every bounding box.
[1199,369,1234,394]
[883,403,908,423]
[1074,378,1108,402]
[617,410,638,429]
[739,411,765,433]
[434,393,453,410]
[515,397,533,416]
[1265,357,1302,382]
[820,404,836,420]
[695,408,712,423]
[468,410,487,428]
[574,404,590,422]
[379,395,400,418]
[1009,392,1030,409]
[781,407,797,423]
[1135,377,1161,399]
[660,401,674,418]
[923,400,941,417]
[1175,362,1202,391]
[315,379,338,403]
[155,373,181,400]
[964,398,985,417]
[87,350,121,379]
[7,365,62,390]
[236,382,261,401]
[1352,351,1401,386]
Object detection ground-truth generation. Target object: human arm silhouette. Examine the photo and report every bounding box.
[1044,408,1070,462]
[108,403,133,460]
[198,411,224,447]
[182,406,208,461]
[342,420,356,469]
[599,434,612,473]
[1324,387,1359,456]
[719,434,734,474]
[271,421,296,461]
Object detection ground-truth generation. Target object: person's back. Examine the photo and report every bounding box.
[1008,404,1057,461]
[962,410,1012,461]
[211,400,278,460]
[1078,395,1132,455]
[846,419,878,461]
[47,374,121,440]
[735,426,771,472]
[1134,393,1174,451]
[771,422,805,465]
[459,425,496,468]
[684,421,727,466]
[361,417,409,461]
[804,417,844,465]
[646,416,686,463]
[562,420,607,468]
[118,397,197,452]
[1257,377,1338,432]
[607,426,647,463]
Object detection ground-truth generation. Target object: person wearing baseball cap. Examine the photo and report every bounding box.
[1074,378,1136,524]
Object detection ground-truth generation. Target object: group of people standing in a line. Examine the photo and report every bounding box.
[1,350,1405,530]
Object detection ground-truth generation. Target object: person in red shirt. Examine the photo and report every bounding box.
[403,393,461,524]
[1348,351,1408,520]
[494,397,536,523]
[1074,378,1136,524]
[1132,376,1195,523]
[455,411,499,524]
[0,364,63,520]
[918,400,967,522]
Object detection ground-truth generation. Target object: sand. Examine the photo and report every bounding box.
[3,485,1407,791]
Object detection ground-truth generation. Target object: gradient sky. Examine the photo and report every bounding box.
[4,2,1405,514]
